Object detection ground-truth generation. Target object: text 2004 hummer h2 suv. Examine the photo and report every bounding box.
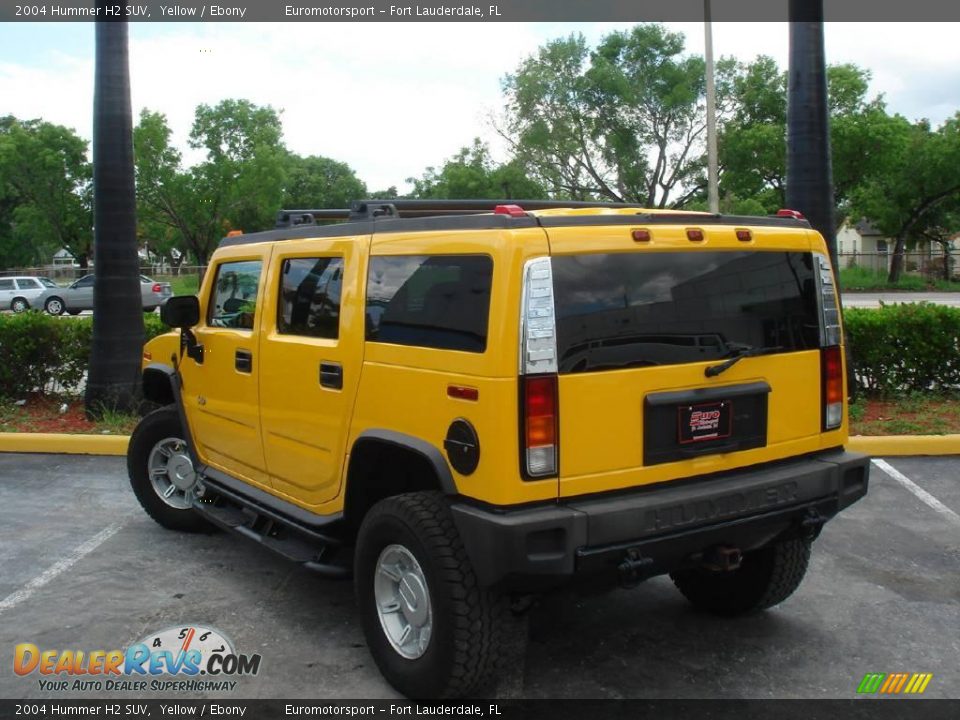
[128,200,870,698]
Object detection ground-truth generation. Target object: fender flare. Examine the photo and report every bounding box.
[350,429,457,495]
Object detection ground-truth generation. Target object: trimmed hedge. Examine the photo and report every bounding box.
[0,312,169,398]
[844,303,960,396]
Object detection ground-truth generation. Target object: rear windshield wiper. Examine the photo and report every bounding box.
[704,345,783,378]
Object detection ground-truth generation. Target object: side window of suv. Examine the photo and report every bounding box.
[365,255,493,352]
[278,257,344,339]
[208,260,263,330]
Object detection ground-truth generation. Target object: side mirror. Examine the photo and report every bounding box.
[161,296,200,328]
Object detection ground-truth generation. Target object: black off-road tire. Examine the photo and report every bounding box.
[670,538,811,616]
[355,491,508,699]
[127,406,211,533]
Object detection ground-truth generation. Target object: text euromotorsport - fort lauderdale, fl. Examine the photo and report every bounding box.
[284,5,500,18]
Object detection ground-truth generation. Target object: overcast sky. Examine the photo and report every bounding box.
[2,21,960,192]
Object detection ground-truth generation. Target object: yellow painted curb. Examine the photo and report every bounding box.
[0,433,129,456]
[847,434,960,456]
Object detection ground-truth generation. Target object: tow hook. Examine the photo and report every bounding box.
[701,545,743,572]
[618,548,655,587]
[800,508,825,540]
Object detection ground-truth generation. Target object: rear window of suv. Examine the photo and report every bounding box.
[552,251,820,373]
[365,255,493,352]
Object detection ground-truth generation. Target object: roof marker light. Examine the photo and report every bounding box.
[632,229,651,242]
[776,209,805,220]
[686,228,705,242]
[736,228,752,242]
[494,204,527,218]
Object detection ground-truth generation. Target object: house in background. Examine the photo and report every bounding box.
[51,248,79,267]
[836,219,958,276]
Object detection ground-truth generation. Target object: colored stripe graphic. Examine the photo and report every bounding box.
[858,672,933,694]
[858,673,886,693]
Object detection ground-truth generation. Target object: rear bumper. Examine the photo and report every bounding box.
[450,449,870,591]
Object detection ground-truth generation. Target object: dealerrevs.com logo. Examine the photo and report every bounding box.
[14,625,261,692]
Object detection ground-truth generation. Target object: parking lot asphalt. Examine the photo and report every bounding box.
[0,453,957,700]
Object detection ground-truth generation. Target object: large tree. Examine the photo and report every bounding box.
[282,153,367,209]
[85,17,144,416]
[500,25,736,206]
[719,58,899,225]
[0,117,93,267]
[850,114,960,282]
[408,139,545,199]
[135,100,288,267]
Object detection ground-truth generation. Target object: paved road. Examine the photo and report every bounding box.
[842,292,960,308]
[0,454,957,700]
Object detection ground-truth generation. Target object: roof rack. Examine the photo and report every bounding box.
[275,199,650,228]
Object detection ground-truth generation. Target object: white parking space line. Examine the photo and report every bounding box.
[872,459,960,526]
[0,522,124,615]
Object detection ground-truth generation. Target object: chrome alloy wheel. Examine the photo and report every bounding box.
[147,437,197,510]
[374,543,433,659]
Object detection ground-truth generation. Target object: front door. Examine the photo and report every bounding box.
[180,253,269,489]
[258,238,365,508]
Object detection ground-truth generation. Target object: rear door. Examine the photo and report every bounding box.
[544,223,838,498]
[258,237,365,508]
[0,279,15,307]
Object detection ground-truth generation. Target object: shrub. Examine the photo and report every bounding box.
[0,312,172,398]
[845,303,960,396]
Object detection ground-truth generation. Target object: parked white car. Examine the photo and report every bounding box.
[35,274,172,315]
[0,276,61,313]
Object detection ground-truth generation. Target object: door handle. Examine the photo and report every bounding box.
[235,349,253,373]
[320,362,343,389]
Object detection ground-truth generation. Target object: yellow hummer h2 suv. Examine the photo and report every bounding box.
[128,200,869,698]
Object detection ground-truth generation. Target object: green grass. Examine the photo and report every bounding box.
[839,266,960,292]
[158,274,200,296]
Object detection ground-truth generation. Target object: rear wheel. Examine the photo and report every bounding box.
[44,297,65,315]
[127,406,210,533]
[670,538,811,616]
[355,491,507,698]
[11,297,28,313]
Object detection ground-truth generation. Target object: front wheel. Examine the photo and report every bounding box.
[670,538,811,616]
[127,406,211,533]
[44,297,65,315]
[355,492,507,698]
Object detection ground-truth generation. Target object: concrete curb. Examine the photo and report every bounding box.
[0,433,128,456]
[847,435,960,456]
[1,432,958,458]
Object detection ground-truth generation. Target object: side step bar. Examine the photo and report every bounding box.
[193,476,351,579]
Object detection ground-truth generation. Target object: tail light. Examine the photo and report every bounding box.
[152,283,162,293]
[522,375,558,477]
[519,257,559,478]
[822,346,843,430]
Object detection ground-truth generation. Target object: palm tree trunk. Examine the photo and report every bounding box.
[85,16,144,417]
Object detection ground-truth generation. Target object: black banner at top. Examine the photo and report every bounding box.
[1,0,960,22]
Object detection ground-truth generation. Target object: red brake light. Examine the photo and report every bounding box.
[152,283,162,293]
[776,209,805,220]
[494,204,526,218]
[522,375,558,477]
[822,346,843,429]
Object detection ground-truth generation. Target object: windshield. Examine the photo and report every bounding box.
[39,278,58,288]
[551,250,820,373]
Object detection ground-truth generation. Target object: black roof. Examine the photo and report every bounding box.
[219,199,811,248]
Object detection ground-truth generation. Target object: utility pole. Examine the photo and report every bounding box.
[704,0,719,213]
